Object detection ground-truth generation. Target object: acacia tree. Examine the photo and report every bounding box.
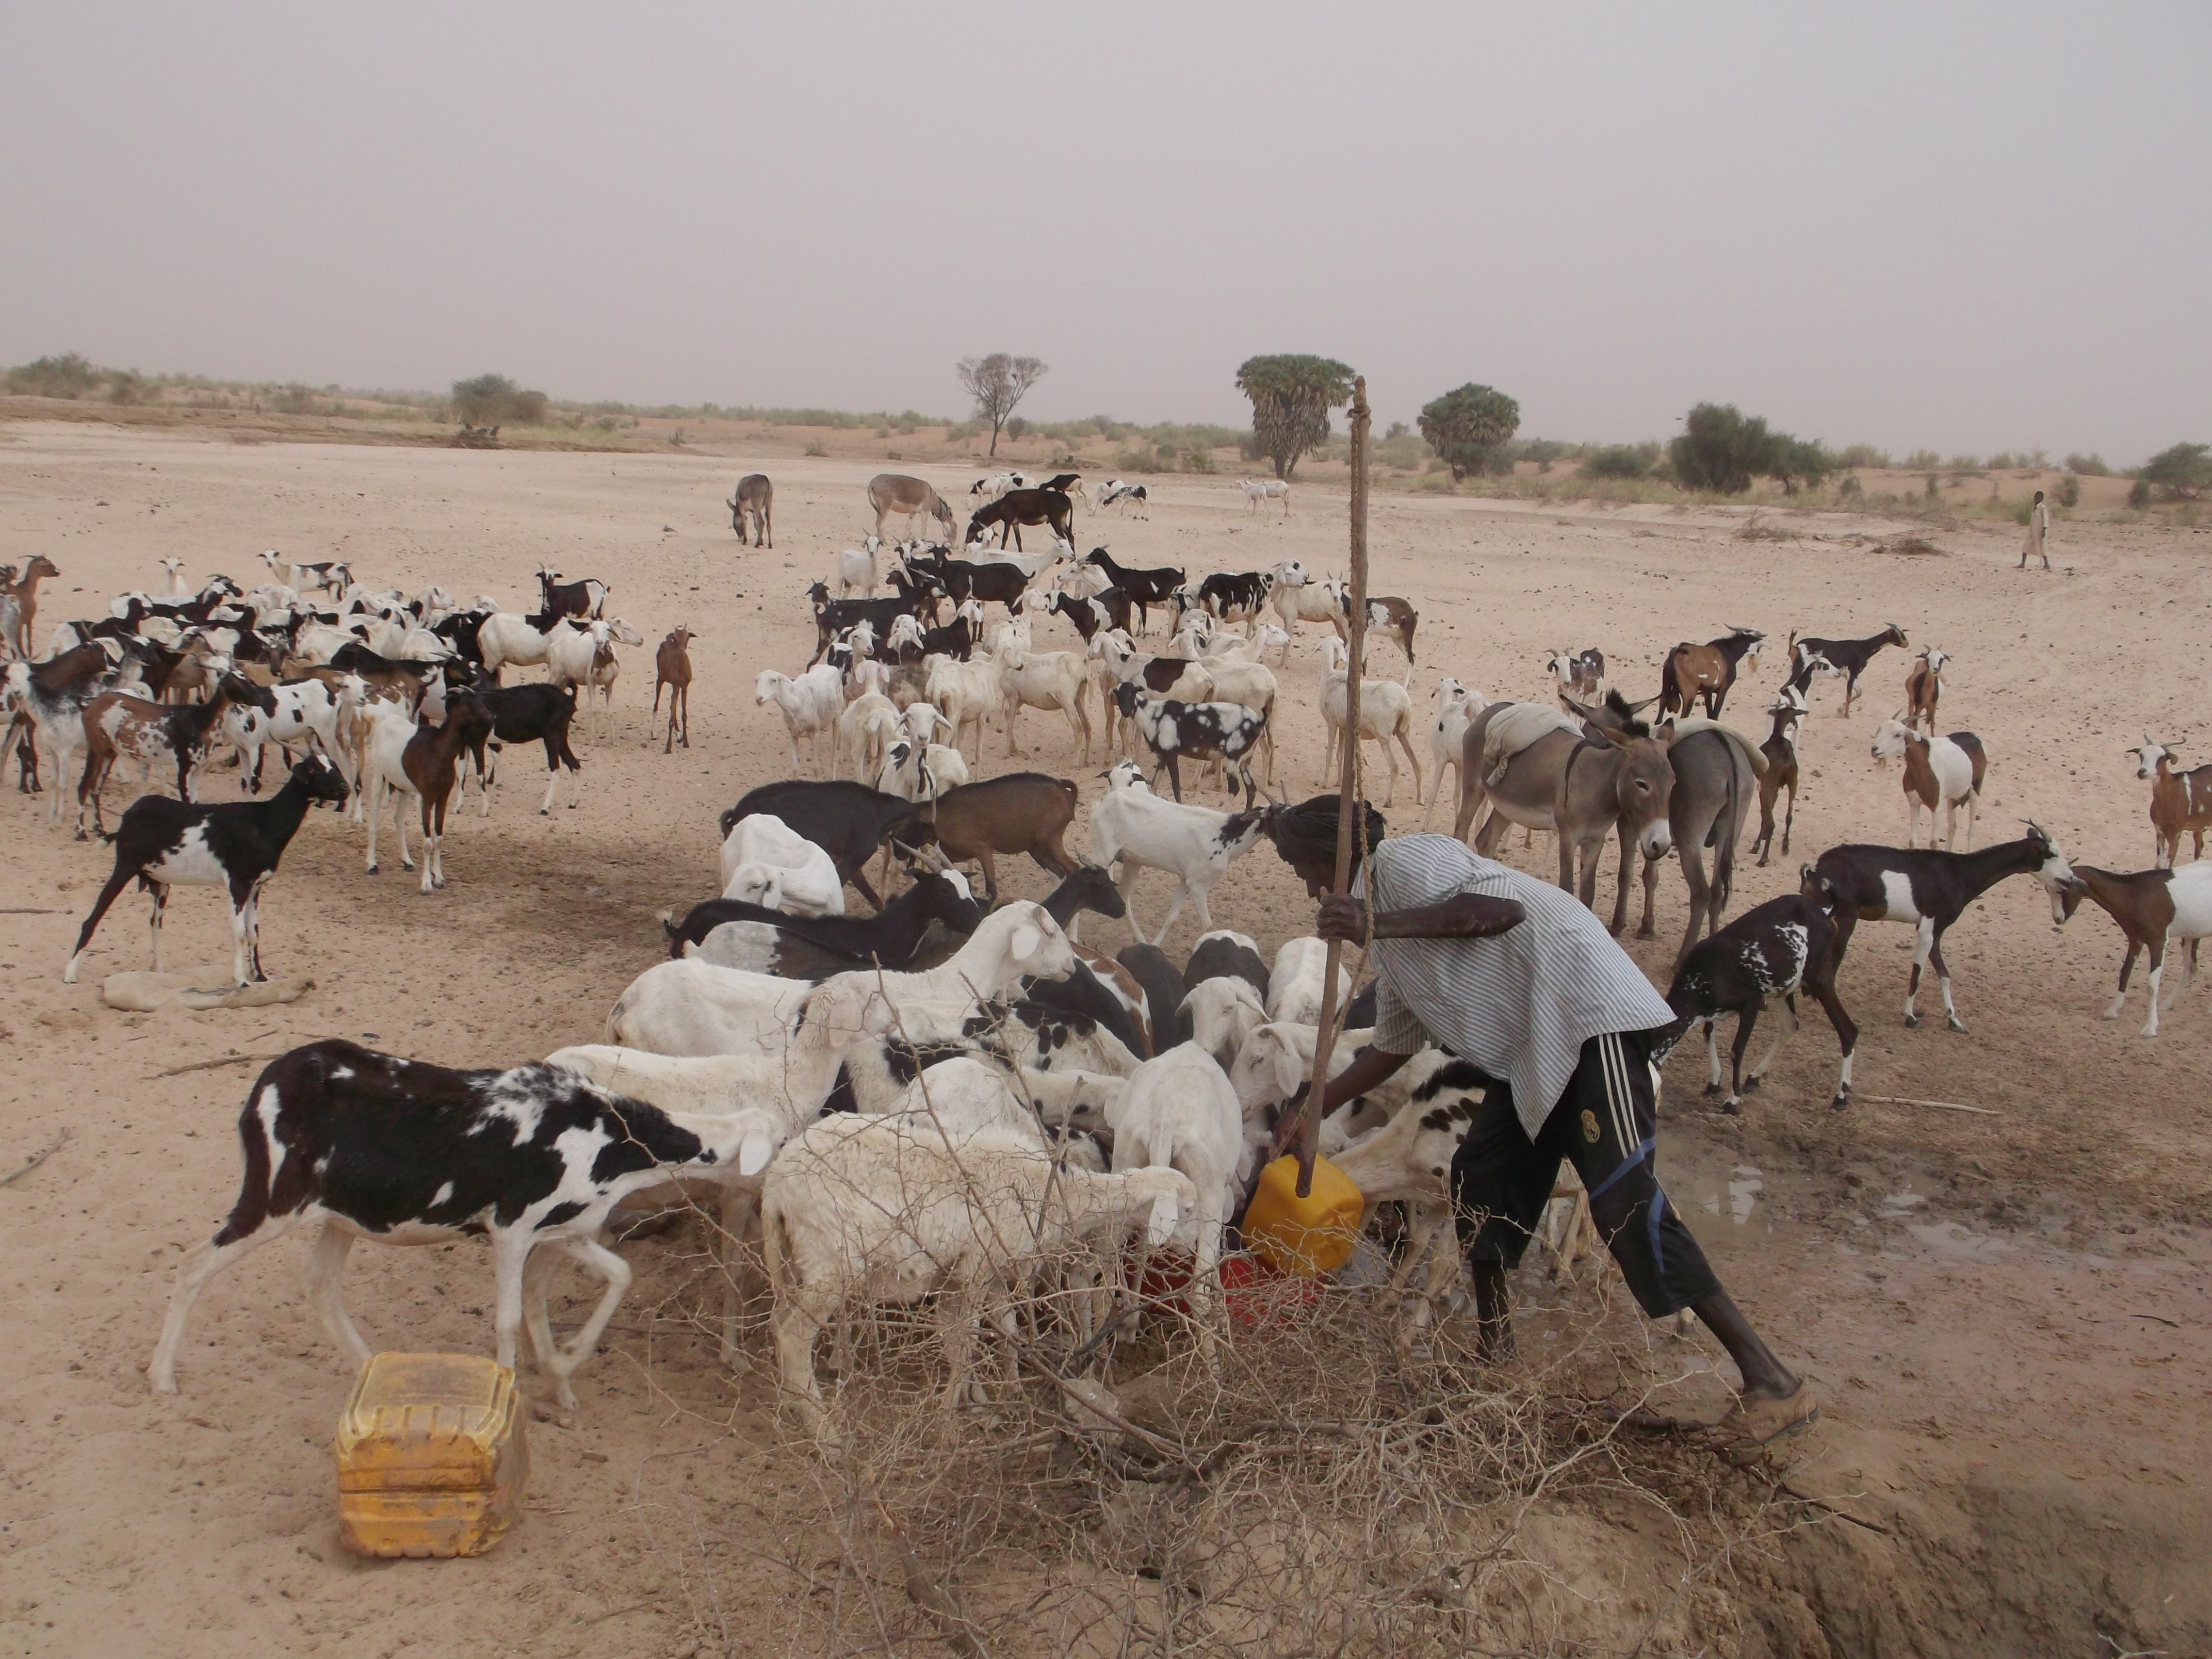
[1235,354,1355,479]
[956,353,1048,456]
[1417,383,1521,480]
[451,373,547,427]
[2142,442,2211,499]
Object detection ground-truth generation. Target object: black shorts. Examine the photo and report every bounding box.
[1449,1030,1719,1318]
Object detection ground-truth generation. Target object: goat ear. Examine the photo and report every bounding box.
[1145,1189,1181,1248]
[1271,1038,1307,1102]
[738,1130,776,1177]
[1011,923,1042,962]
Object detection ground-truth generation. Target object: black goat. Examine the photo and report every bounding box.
[1082,547,1184,632]
[964,487,1074,552]
[723,780,936,912]
[1805,825,2074,1034]
[64,753,350,987]
[1116,942,1193,1050]
[1196,571,1275,627]
[537,568,609,620]
[903,555,1031,612]
[1785,623,1909,717]
[1046,588,1132,643]
[468,682,582,815]
[805,582,924,666]
[661,865,985,977]
[1663,887,1857,1113]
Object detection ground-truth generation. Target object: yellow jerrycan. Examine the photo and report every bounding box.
[1241,1154,1364,1276]
[335,1353,527,1558]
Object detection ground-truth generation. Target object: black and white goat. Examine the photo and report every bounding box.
[467,682,583,815]
[146,1039,777,1405]
[64,752,351,986]
[1664,886,1857,1112]
[1804,824,2074,1034]
[1784,623,1909,717]
[1110,683,1269,804]
[537,566,610,620]
[1082,547,1184,633]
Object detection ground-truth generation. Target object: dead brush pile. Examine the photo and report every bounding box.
[623,1235,1809,1657]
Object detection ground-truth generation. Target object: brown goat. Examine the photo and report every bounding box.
[3,555,60,656]
[76,676,243,837]
[401,694,494,893]
[2133,738,2212,868]
[1332,592,1419,675]
[926,772,1079,902]
[654,626,694,753]
[1658,626,1764,719]
[1904,646,1948,730]
[1751,687,1806,867]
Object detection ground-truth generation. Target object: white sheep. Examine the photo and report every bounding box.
[763,1113,1192,1438]
[755,663,845,775]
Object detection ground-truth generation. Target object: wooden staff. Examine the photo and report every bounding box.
[1297,376,1370,1197]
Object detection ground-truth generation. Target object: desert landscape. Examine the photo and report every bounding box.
[2,413,2208,1657]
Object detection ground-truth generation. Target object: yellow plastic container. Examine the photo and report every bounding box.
[1242,1155,1364,1276]
[335,1353,527,1558]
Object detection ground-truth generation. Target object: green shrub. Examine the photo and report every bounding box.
[6,353,103,398]
[1668,403,1777,493]
[2129,477,2152,508]
[2064,452,2108,475]
[1182,448,1217,474]
[1902,449,1941,470]
[1417,383,1520,481]
[1987,451,2026,470]
[1835,443,1890,469]
[1580,444,1651,480]
[451,373,547,427]
[1945,452,1981,470]
[2056,474,2080,508]
[2142,442,2211,499]
[804,439,828,457]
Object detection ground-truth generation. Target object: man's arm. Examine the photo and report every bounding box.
[1317,891,1525,943]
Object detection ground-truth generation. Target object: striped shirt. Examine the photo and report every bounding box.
[1358,834,1677,1140]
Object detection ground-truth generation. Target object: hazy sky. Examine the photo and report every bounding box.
[4,4,2206,460]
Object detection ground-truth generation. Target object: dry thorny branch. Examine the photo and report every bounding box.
[554,994,1810,1656]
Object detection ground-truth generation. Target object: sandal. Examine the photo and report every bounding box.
[1714,1385,1820,1454]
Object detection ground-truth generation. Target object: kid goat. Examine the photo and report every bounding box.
[1805,824,2074,1034]
[1784,623,1908,718]
[1663,884,1858,1113]
[65,752,351,986]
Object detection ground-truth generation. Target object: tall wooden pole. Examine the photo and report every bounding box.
[1297,376,1369,1197]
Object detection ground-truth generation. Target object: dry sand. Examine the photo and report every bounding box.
[1,418,2207,1655]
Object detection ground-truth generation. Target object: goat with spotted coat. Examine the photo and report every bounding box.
[1663,886,1858,1112]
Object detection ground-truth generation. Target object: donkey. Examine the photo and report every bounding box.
[728,474,773,547]
[867,473,957,542]
[1455,696,1675,934]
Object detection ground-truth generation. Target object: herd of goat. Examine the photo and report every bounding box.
[6,462,2209,1429]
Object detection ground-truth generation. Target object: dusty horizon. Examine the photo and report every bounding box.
[3,5,2207,461]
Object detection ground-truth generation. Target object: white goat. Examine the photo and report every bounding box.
[475,612,560,678]
[996,645,1092,759]
[1423,677,1487,825]
[763,1114,1192,1440]
[1268,560,1339,638]
[720,812,847,916]
[1086,766,1268,946]
[755,663,845,775]
[837,537,881,599]
[836,691,900,782]
[1265,936,1352,1025]
[1105,1043,1246,1356]
[1319,636,1422,807]
[924,653,1003,762]
[607,902,1077,1056]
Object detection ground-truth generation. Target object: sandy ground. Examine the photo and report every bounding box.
[1,419,2207,1656]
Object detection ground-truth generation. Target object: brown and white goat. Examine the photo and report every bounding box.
[2060,861,2212,1036]
[1659,626,1763,720]
[1904,646,1948,730]
[1871,713,1985,850]
[1751,685,1806,867]
[75,676,245,837]
[2132,738,2212,868]
[654,625,695,752]
[3,555,60,657]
